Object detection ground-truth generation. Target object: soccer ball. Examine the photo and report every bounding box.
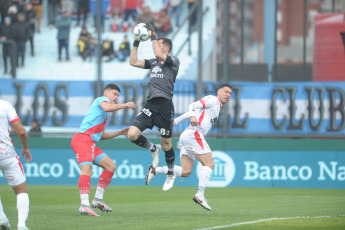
[133,23,150,42]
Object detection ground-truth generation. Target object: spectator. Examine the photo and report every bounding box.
[89,0,109,32]
[31,0,43,33]
[9,0,25,14]
[154,9,172,37]
[12,12,29,68]
[76,0,89,27]
[88,37,96,61]
[122,0,138,32]
[7,4,19,24]
[77,26,92,61]
[48,0,59,27]
[0,15,17,79]
[135,6,155,25]
[0,0,12,24]
[56,10,72,62]
[188,0,197,30]
[169,0,183,27]
[29,119,42,136]
[25,2,36,56]
[61,0,75,17]
[115,35,130,62]
[110,7,122,32]
[102,38,115,62]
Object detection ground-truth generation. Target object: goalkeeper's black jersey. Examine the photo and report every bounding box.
[144,55,180,101]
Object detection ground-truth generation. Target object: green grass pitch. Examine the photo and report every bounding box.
[0,185,344,230]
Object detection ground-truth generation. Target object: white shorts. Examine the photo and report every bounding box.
[179,129,211,160]
[0,156,26,187]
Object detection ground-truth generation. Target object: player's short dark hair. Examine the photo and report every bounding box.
[159,38,172,53]
[104,83,121,92]
[218,83,232,91]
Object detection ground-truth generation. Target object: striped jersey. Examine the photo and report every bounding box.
[0,100,20,160]
[174,95,222,136]
[77,96,111,142]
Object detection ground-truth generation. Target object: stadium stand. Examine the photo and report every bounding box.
[0,1,215,81]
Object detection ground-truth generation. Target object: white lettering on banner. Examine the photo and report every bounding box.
[299,166,312,180]
[25,163,39,177]
[244,162,312,181]
[67,159,80,178]
[67,159,145,179]
[50,163,63,177]
[318,161,345,181]
[25,162,64,178]
[287,166,299,181]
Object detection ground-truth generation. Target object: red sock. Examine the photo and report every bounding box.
[78,175,91,195]
[97,170,114,189]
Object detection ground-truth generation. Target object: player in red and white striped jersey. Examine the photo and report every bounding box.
[145,84,232,211]
[0,99,32,230]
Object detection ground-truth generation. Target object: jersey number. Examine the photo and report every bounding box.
[160,128,170,136]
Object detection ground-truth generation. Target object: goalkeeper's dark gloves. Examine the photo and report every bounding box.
[133,39,140,47]
[146,23,157,41]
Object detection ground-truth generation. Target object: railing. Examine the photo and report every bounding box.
[144,1,209,78]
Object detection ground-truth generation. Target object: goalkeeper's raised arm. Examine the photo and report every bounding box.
[129,34,145,68]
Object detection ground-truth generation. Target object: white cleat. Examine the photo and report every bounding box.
[151,144,161,168]
[163,173,176,191]
[79,204,100,216]
[17,227,29,230]
[145,164,156,185]
[0,218,10,230]
[91,198,112,212]
[193,194,212,211]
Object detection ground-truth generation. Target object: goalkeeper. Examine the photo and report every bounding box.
[128,23,180,191]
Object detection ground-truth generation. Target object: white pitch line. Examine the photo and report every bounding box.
[193,215,337,230]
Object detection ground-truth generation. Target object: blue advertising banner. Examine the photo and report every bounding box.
[1,148,344,189]
[0,79,345,136]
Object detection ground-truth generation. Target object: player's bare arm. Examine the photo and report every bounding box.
[152,40,168,62]
[100,101,136,112]
[12,120,32,162]
[100,127,129,140]
[129,45,145,68]
[145,23,168,62]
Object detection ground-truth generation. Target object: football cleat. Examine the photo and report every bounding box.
[0,218,10,230]
[163,173,176,191]
[193,194,212,211]
[145,164,156,185]
[151,144,161,168]
[79,204,100,216]
[91,198,113,212]
[17,227,29,230]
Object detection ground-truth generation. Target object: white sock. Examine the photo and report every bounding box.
[155,166,182,177]
[197,166,213,197]
[0,195,8,220]
[94,187,105,200]
[80,194,90,206]
[17,193,29,228]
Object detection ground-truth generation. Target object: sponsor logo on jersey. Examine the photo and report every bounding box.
[196,151,235,187]
[150,66,164,78]
[142,108,152,117]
